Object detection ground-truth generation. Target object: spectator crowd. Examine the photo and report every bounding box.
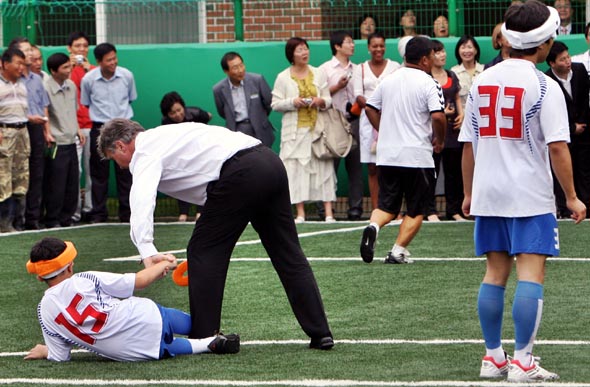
[1,0,589,234]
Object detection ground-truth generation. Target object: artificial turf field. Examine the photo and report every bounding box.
[1,220,589,386]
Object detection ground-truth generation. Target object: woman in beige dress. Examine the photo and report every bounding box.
[450,35,484,110]
[271,37,336,223]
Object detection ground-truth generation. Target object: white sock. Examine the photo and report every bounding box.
[485,346,506,364]
[370,222,380,233]
[189,337,216,354]
[514,349,533,368]
[391,244,405,256]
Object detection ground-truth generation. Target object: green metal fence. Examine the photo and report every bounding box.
[1,1,587,47]
[1,0,205,46]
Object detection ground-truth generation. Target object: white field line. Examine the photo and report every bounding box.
[104,225,368,261]
[0,217,582,239]
[2,378,590,387]
[104,256,590,263]
[3,338,590,358]
[100,224,590,263]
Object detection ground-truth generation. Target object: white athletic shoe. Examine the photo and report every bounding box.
[507,359,559,382]
[480,355,510,378]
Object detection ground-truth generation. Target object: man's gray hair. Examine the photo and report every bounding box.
[98,119,145,158]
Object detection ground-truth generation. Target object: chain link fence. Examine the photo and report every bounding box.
[1,1,587,46]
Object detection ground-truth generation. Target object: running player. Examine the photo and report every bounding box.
[460,0,586,382]
[25,237,239,362]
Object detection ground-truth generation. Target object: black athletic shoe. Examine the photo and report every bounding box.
[309,336,334,350]
[360,225,377,263]
[208,333,240,354]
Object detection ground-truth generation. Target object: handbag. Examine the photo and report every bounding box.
[312,107,353,159]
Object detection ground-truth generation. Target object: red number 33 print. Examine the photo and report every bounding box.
[477,85,525,139]
[54,293,108,344]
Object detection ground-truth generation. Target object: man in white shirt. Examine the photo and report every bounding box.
[319,31,364,220]
[460,0,585,381]
[25,237,239,362]
[571,23,590,75]
[360,36,446,264]
[97,119,334,350]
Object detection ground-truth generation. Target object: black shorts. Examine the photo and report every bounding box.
[377,166,434,217]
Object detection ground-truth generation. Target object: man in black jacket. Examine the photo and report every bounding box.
[546,41,590,216]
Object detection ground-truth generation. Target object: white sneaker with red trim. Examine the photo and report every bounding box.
[507,359,559,382]
[480,355,510,378]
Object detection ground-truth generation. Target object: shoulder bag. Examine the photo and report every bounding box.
[312,106,353,159]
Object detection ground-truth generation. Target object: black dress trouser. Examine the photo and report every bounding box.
[89,123,132,222]
[187,145,332,340]
[44,144,79,226]
[24,123,45,225]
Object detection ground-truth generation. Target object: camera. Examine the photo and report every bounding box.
[302,98,312,105]
[75,55,84,65]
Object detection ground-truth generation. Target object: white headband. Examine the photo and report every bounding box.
[501,6,560,50]
[40,264,70,279]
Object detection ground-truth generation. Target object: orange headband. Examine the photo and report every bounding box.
[26,241,77,279]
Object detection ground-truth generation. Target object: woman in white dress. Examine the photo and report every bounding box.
[271,37,336,223]
[352,31,400,210]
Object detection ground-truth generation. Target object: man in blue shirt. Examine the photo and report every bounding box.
[81,43,137,223]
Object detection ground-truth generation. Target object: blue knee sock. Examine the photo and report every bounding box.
[512,281,544,364]
[478,283,505,351]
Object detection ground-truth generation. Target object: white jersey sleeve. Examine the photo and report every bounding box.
[426,78,445,113]
[42,321,74,362]
[366,81,383,111]
[540,77,571,144]
[458,90,475,143]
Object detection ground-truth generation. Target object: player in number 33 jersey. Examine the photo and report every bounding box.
[459,58,570,217]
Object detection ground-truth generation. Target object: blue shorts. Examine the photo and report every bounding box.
[158,304,176,359]
[474,214,559,257]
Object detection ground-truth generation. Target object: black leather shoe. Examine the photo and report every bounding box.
[309,336,334,350]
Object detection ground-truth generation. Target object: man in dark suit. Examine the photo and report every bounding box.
[546,41,590,216]
[212,52,275,147]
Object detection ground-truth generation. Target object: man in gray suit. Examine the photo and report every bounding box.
[212,52,275,147]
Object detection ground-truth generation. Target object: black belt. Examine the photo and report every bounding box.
[219,144,264,176]
[236,119,250,125]
[92,121,105,129]
[0,122,26,129]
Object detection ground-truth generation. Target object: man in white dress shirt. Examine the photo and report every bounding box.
[97,119,334,350]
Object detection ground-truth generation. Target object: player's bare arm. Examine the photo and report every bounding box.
[135,257,178,290]
[365,105,381,131]
[24,344,48,360]
[431,111,446,153]
[549,141,587,223]
[461,143,475,217]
